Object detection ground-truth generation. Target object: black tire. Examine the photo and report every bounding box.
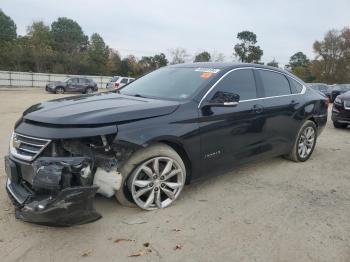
[85,87,94,94]
[285,120,317,162]
[115,143,186,207]
[55,87,65,94]
[333,121,348,129]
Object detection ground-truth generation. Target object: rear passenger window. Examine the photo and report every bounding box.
[213,69,257,100]
[288,78,303,93]
[121,78,128,84]
[258,70,291,97]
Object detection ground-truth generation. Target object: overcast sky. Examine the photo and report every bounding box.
[2,0,349,65]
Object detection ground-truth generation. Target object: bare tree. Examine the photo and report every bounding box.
[169,48,190,64]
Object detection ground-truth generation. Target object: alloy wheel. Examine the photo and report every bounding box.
[298,126,315,159]
[130,157,185,210]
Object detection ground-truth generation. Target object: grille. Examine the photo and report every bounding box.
[10,133,51,161]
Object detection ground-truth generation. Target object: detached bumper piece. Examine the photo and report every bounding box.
[5,156,102,227]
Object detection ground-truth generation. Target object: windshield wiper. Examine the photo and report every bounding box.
[132,94,147,98]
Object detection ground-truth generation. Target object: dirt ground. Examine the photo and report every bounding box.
[0,88,350,262]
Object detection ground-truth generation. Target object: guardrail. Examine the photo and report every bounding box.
[0,70,114,88]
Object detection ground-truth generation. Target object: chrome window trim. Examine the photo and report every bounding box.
[198,67,306,108]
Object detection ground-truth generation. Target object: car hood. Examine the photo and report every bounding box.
[339,91,350,100]
[22,92,180,126]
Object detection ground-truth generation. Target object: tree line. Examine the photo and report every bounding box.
[0,9,349,83]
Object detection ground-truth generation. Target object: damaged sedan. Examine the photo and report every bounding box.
[5,63,328,226]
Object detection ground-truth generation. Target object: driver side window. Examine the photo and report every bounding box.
[212,69,257,101]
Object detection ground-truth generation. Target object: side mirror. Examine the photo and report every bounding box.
[204,91,240,107]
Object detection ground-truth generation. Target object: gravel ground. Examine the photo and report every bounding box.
[0,88,350,262]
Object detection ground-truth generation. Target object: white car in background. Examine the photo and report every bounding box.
[106,76,135,89]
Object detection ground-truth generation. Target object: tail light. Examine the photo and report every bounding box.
[115,82,119,88]
[325,97,330,108]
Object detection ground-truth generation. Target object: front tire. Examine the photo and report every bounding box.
[85,87,94,94]
[285,120,317,162]
[333,121,348,129]
[115,143,186,210]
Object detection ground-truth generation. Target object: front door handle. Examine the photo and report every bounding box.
[252,104,264,114]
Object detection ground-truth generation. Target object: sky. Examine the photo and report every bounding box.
[1,0,350,66]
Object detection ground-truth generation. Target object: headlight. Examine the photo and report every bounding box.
[334,97,342,105]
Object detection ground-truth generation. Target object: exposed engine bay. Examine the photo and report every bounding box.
[6,133,135,226]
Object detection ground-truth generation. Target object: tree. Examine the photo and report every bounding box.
[267,59,279,68]
[289,52,310,69]
[234,31,263,63]
[312,28,350,83]
[87,33,109,74]
[138,53,168,75]
[26,21,55,72]
[0,9,17,43]
[119,55,140,77]
[194,51,211,62]
[51,17,88,54]
[211,52,225,62]
[152,53,168,68]
[107,49,122,75]
[0,9,18,70]
[170,48,189,64]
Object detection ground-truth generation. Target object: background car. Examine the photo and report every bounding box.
[106,76,120,89]
[46,77,98,94]
[106,76,135,90]
[308,83,331,99]
[329,84,350,102]
[332,91,350,128]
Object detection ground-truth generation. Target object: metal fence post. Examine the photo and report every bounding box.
[100,76,103,88]
[9,71,12,87]
[31,72,34,87]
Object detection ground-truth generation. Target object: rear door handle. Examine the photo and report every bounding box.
[252,104,264,114]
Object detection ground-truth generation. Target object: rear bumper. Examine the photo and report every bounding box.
[4,155,101,226]
[332,106,350,123]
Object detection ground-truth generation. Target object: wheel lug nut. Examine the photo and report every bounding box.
[149,183,154,187]
[160,176,165,180]
[154,187,159,191]
[161,183,165,188]
[153,175,158,179]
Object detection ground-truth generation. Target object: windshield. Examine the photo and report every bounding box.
[119,67,219,100]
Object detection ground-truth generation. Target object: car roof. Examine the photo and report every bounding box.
[168,62,303,82]
[169,62,289,74]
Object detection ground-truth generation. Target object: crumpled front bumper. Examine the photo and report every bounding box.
[5,156,102,226]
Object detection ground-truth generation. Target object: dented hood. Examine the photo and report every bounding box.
[23,92,180,125]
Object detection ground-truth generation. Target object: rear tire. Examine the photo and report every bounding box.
[285,120,317,162]
[85,87,93,94]
[115,143,186,209]
[55,87,65,94]
[333,121,347,129]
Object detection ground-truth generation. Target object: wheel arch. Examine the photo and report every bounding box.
[152,138,192,184]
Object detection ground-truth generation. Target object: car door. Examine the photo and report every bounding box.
[119,78,129,88]
[78,78,88,92]
[66,78,79,92]
[198,68,269,175]
[255,69,301,155]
